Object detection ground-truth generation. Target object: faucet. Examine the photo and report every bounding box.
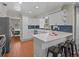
[53,25,59,31]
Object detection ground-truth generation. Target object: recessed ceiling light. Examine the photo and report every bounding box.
[35,6,39,9]
[28,11,32,13]
[19,2,22,4]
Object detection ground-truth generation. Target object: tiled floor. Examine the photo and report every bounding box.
[5,36,33,57]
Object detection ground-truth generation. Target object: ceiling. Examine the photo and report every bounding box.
[1,2,75,18]
[21,2,64,17]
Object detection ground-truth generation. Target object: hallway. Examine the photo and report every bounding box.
[5,36,33,57]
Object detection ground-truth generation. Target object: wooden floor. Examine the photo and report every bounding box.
[5,36,33,57]
[4,36,79,57]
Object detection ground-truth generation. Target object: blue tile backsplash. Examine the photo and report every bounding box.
[28,25,72,33]
[28,25,39,29]
[51,25,72,33]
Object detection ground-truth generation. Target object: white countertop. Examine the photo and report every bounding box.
[33,31,72,42]
[0,35,5,37]
[15,29,20,31]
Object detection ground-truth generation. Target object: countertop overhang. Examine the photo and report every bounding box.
[33,31,72,42]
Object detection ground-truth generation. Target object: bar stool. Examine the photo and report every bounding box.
[65,40,78,57]
[63,41,71,57]
[47,40,78,57]
[65,40,72,57]
[70,40,78,57]
[58,42,65,57]
[58,41,71,57]
[47,46,60,57]
[47,42,70,57]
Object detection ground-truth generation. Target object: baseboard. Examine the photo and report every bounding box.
[20,37,33,42]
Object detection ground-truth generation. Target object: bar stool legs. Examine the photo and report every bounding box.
[68,47,71,56]
[71,43,74,57]
[63,42,70,57]
[47,46,60,57]
[64,47,67,57]
[47,46,56,57]
[70,40,78,57]
[66,40,78,57]
[47,50,49,57]
[58,43,65,57]
[53,53,58,57]
[75,43,78,57]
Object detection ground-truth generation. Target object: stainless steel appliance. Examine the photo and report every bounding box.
[0,35,6,56]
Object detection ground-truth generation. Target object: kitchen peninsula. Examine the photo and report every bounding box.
[33,31,72,57]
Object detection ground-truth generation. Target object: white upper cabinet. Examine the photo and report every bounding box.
[49,10,67,25]
[20,17,29,40]
[28,18,40,25]
[40,18,45,28]
[39,10,68,27]
[0,4,7,17]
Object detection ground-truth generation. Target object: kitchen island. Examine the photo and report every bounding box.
[33,31,72,57]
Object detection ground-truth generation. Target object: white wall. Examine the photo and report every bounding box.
[40,18,45,28]
[7,10,21,19]
[28,17,40,25]
[9,18,21,29]
[49,11,64,25]
[0,3,7,17]
[63,5,74,25]
[76,7,79,51]
[20,16,33,41]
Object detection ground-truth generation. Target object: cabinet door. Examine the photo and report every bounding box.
[49,11,64,25]
[40,18,45,28]
[22,17,28,39]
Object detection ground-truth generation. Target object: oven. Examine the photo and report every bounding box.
[0,35,6,57]
[14,29,20,36]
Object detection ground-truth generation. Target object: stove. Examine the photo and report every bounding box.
[0,35,6,57]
